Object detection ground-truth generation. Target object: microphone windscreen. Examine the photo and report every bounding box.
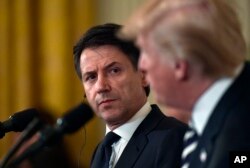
[56,103,94,134]
[7,109,39,132]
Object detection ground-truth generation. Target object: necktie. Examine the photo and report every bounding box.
[181,127,199,168]
[92,132,121,168]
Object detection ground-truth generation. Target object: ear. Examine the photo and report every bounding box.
[174,60,188,81]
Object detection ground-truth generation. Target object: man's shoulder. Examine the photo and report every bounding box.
[146,104,188,135]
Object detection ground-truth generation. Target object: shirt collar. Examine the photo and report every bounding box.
[191,78,233,135]
[106,101,151,141]
[190,63,244,135]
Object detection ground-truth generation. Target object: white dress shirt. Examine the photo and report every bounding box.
[105,101,151,168]
[190,64,244,135]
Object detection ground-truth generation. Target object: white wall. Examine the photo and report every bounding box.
[96,0,250,58]
[95,0,146,24]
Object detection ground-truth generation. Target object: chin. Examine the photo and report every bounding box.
[156,95,168,106]
[101,110,117,120]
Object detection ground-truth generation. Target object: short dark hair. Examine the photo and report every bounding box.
[73,23,150,96]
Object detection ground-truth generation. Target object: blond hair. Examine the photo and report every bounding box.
[120,0,247,78]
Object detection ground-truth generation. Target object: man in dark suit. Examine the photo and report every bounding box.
[119,0,250,168]
[73,23,187,168]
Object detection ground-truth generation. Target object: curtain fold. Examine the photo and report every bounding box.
[0,0,11,155]
[1,0,249,167]
[0,0,102,167]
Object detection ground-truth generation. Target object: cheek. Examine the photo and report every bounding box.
[83,85,96,106]
[147,71,160,90]
[113,78,131,95]
[113,74,140,100]
[139,54,152,71]
[146,59,161,80]
[148,63,168,90]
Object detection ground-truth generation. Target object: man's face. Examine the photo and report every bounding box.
[136,33,177,106]
[80,45,147,128]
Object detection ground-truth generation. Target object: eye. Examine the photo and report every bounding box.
[109,67,121,74]
[84,74,96,82]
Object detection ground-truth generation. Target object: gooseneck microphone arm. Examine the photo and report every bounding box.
[5,103,94,168]
[0,118,42,168]
[0,122,5,139]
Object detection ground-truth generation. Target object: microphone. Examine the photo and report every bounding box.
[41,102,94,146]
[6,103,94,168]
[0,109,39,139]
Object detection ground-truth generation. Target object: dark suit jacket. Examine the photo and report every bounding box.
[91,104,187,168]
[189,62,250,168]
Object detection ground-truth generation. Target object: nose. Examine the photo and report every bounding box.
[138,53,148,72]
[95,75,111,93]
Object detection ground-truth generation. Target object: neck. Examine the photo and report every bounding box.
[171,72,215,112]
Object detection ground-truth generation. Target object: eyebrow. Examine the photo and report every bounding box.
[82,61,121,77]
[104,61,120,70]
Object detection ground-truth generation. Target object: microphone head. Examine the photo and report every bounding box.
[5,108,39,132]
[56,103,94,134]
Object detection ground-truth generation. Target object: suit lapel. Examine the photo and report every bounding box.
[190,62,250,168]
[114,134,148,168]
[91,143,104,168]
[115,105,164,168]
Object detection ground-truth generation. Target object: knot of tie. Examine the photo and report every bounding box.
[101,132,120,168]
[103,132,121,147]
[91,132,120,168]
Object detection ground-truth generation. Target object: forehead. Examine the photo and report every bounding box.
[136,33,147,49]
[80,45,131,71]
[136,32,157,54]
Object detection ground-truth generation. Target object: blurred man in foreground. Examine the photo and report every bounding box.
[120,0,250,167]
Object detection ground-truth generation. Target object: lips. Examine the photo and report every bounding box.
[98,99,116,106]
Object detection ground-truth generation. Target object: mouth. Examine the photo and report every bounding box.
[98,99,117,106]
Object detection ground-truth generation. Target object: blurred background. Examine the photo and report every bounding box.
[0,0,249,167]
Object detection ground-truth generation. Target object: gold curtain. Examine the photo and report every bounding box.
[0,0,104,167]
[1,0,249,167]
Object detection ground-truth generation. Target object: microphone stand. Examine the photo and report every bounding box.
[0,122,5,139]
[5,125,59,168]
[0,118,42,168]
[4,102,93,168]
